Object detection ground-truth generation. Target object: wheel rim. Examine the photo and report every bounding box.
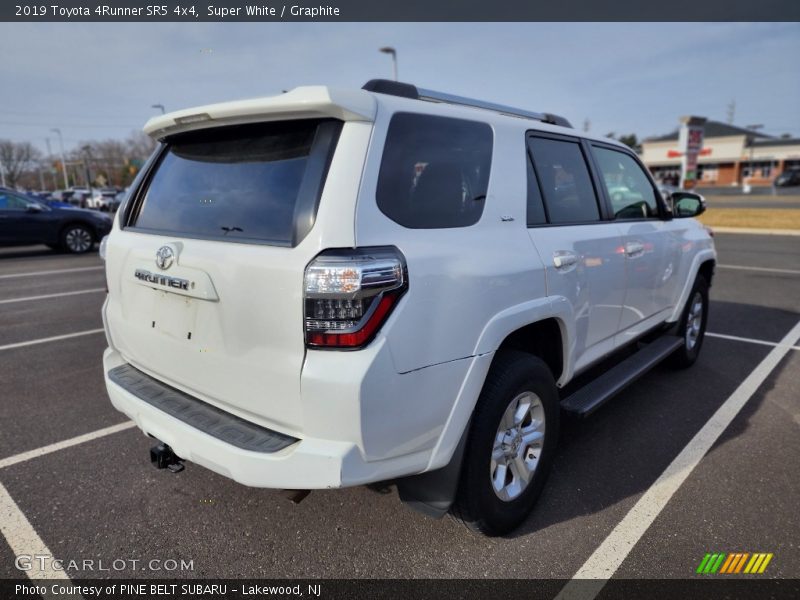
[685,291,704,350]
[490,391,546,502]
[65,228,92,253]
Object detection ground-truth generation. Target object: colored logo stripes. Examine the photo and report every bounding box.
[696,552,773,574]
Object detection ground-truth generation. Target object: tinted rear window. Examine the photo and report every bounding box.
[130,119,341,246]
[376,113,493,229]
[527,137,600,224]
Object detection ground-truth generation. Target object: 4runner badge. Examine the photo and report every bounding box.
[156,246,175,270]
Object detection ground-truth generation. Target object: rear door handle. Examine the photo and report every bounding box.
[625,241,645,258]
[553,250,578,271]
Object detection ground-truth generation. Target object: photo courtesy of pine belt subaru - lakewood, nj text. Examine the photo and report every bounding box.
[101,79,715,536]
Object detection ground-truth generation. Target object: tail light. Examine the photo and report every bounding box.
[304,247,408,349]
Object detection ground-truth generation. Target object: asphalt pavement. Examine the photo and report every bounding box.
[0,234,798,587]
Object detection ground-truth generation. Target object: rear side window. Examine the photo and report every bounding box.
[527,137,599,224]
[130,119,341,246]
[526,155,547,226]
[376,113,493,229]
[592,146,659,219]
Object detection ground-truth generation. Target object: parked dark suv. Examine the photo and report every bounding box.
[774,169,800,187]
[0,188,112,253]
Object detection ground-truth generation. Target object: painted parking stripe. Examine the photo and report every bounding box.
[0,266,103,279]
[707,332,800,351]
[0,480,80,591]
[0,328,104,352]
[555,318,800,600]
[0,422,135,470]
[717,264,800,276]
[0,288,105,305]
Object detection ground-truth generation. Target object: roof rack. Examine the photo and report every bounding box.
[362,79,572,128]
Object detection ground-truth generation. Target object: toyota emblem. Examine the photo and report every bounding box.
[155,246,175,270]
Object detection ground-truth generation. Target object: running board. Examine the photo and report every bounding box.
[561,336,683,417]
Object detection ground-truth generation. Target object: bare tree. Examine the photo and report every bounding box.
[0,140,42,188]
[125,130,157,161]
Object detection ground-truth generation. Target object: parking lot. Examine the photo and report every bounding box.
[0,233,798,589]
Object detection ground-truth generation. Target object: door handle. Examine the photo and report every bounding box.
[553,250,578,271]
[625,241,645,258]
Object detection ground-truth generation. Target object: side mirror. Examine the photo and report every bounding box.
[26,203,44,213]
[670,192,706,218]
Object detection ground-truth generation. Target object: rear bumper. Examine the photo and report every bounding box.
[103,347,434,489]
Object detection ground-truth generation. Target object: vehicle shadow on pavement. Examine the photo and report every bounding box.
[506,300,797,539]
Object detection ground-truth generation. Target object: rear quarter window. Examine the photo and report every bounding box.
[376,113,493,229]
[129,119,341,246]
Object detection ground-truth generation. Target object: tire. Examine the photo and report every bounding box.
[60,224,94,254]
[450,351,560,536]
[669,275,709,369]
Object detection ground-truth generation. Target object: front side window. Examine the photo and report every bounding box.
[376,113,493,229]
[527,137,600,224]
[0,193,29,210]
[130,119,341,246]
[592,146,659,220]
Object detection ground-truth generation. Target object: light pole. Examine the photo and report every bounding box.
[379,47,398,81]
[744,124,764,190]
[152,104,165,115]
[50,128,69,189]
[45,138,55,190]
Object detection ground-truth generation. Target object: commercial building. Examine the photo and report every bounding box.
[641,121,800,188]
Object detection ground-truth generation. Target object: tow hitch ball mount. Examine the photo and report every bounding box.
[150,443,184,473]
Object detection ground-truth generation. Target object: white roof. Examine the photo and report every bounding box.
[143,86,377,140]
[143,83,625,151]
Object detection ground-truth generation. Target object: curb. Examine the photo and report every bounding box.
[708,227,800,237]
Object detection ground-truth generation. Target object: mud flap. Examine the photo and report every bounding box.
[396,420,470,519]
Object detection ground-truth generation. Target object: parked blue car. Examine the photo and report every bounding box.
[0,188,112,253]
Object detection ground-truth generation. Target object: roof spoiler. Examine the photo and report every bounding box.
[144,86,376,141]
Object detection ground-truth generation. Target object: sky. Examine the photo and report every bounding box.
[2,22,799,154]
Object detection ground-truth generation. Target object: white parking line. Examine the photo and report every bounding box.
[0,288,106,305]
[718,263,800,276]
[0,328,104,352]
[707,331,800,351]
[0,422,135,471]
[556,318,800,600]
[0,480,77,587]
[0,266,103,279]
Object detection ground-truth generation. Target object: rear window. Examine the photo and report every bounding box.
[527,136,600,224]
[129,119,341,246]
[376,113,493,229]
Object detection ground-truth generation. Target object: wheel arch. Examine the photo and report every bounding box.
[494,318,564,384]
[668,249,717,323]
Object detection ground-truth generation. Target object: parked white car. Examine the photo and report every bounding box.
[102,80,715,535]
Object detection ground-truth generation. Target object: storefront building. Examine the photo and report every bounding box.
[641,121,800,188]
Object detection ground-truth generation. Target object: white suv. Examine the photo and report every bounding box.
[102,80,715,535]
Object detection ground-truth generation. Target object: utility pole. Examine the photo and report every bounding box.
[726,100,736,125]
[51,128,69,189]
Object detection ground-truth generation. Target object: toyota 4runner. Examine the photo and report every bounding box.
[102,80,716,535]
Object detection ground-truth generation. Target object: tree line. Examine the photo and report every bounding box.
[0,131,157,190]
